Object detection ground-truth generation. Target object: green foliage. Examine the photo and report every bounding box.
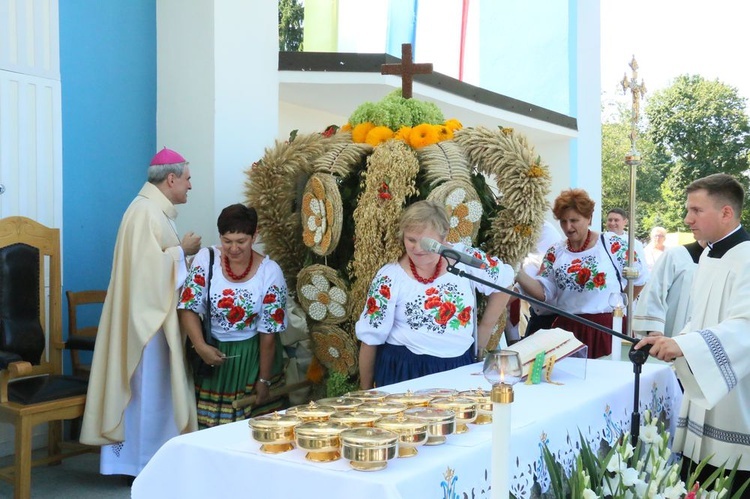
[348,90,445,128]
[326,370,359,398]
[279,0,304,52]
[603,74,750,234]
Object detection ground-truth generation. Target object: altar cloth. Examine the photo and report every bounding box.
[132,358,681,498]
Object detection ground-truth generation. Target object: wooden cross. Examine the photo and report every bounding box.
[381,43,433,99]
[621,55,647,150]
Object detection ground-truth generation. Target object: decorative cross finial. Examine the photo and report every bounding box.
[380,43,433,99]
[621,55,647,157]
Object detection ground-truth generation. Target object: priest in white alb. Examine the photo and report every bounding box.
[636,173,750,492]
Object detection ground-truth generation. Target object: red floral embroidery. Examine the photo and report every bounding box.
[366,296,379,315]
[457,306,472,326]
[545,251,556,264]
[222,289,235,296]
[425,287,438,296]
[227,306,245,324]
[576,268,592,286]
[271,308,285,324]
[194,274,205,286]
[218,296,234,308]
[379,285,391,299]
[611,241,621,253]
[592,272,606,287]
[435,302,457,325]
[180,287,194,302]
[263,293,276,304]
[424,295,442,309]
[568,264,581,274]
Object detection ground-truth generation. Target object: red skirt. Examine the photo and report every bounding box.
[552,313,627,359]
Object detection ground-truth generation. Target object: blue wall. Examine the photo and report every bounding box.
[59,1,156,341]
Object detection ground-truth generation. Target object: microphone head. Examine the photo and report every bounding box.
[419,238,442,253]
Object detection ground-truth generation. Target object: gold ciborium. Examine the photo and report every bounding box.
[247,411,301,454]
[346,389,390,403]
[316,396,364,412]
[430,396,477,434]
[403,406,455,445]
[329,410,382,428]
[385,389,432,408]
[340,427,398,471]
[294,421,347,462]
[413,388,459,400]
[375,413,429,458]
[285,401,337,422]
[458,388,493,424]
[358,401,407,418]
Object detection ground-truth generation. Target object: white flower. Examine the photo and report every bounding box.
[607,454,627,473]
[305,198,327,244]
[662,482,687,499]
[639,424,660,445]
[582,489,599,499]
[300,273,347,321]
[620,467,639,487]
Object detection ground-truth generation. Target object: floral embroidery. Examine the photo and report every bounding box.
[458,245,502,282]
[180,265,207,307]
[211,288,258,331]
[608,233,640,264]
[262,284,287,329]
[553,255,607,292]
[364,275,392,328]
[405,282,472,333]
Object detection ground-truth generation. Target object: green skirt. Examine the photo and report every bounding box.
[195,333,284,429]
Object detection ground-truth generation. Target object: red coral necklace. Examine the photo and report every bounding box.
[567,230,592,253]
[409,257,442,284]
[224,252,254,281]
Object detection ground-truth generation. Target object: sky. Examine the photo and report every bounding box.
[600,0,750,116]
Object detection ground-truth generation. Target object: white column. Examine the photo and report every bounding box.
[157,1,279,244]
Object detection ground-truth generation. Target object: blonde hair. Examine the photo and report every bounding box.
[398,200,449,242]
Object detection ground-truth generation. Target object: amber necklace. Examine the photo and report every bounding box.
[224,252,254,281]
[567,230,592,253]
[408,257,442,284]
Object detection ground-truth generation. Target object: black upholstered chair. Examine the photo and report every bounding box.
[0,216,90,499]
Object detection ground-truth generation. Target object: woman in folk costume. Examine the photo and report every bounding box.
[178,203,287,428]
[515,188,649,358]
[80,147,201,477]
[355,200,515,389]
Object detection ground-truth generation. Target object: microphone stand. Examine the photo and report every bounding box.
[440,250,650,446]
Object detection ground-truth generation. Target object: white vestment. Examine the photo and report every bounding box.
[672,241,750,471]
[632,245,699,337]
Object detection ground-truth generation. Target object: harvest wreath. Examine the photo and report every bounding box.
[245,90,551,395]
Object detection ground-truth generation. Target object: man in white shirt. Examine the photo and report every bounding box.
[606,207,645,258]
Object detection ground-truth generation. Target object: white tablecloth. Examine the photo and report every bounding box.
[132,358,681,499]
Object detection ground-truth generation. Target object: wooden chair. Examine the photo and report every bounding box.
[65,289,106,378]
[0,216,90,499]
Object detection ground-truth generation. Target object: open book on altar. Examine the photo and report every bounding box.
[506,328,587,378]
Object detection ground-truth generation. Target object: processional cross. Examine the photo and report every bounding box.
[621,56,647,157]
[381,43,433,99]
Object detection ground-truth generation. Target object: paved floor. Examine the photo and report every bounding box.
[0,450,131,499]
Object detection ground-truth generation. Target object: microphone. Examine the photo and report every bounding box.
[419,238,486,269]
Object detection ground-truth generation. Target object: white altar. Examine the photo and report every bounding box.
[132,359,681,498]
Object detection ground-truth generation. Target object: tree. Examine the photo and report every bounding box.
[646,75,750,216]
[279,0,304,52]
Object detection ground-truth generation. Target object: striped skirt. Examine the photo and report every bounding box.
[195,333,284,429]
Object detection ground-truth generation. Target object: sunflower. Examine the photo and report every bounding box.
[444,118,463,131]
[394,126,412,143]
[365,126,395,147]
[409,123,440,149]
[352,122,375,143]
